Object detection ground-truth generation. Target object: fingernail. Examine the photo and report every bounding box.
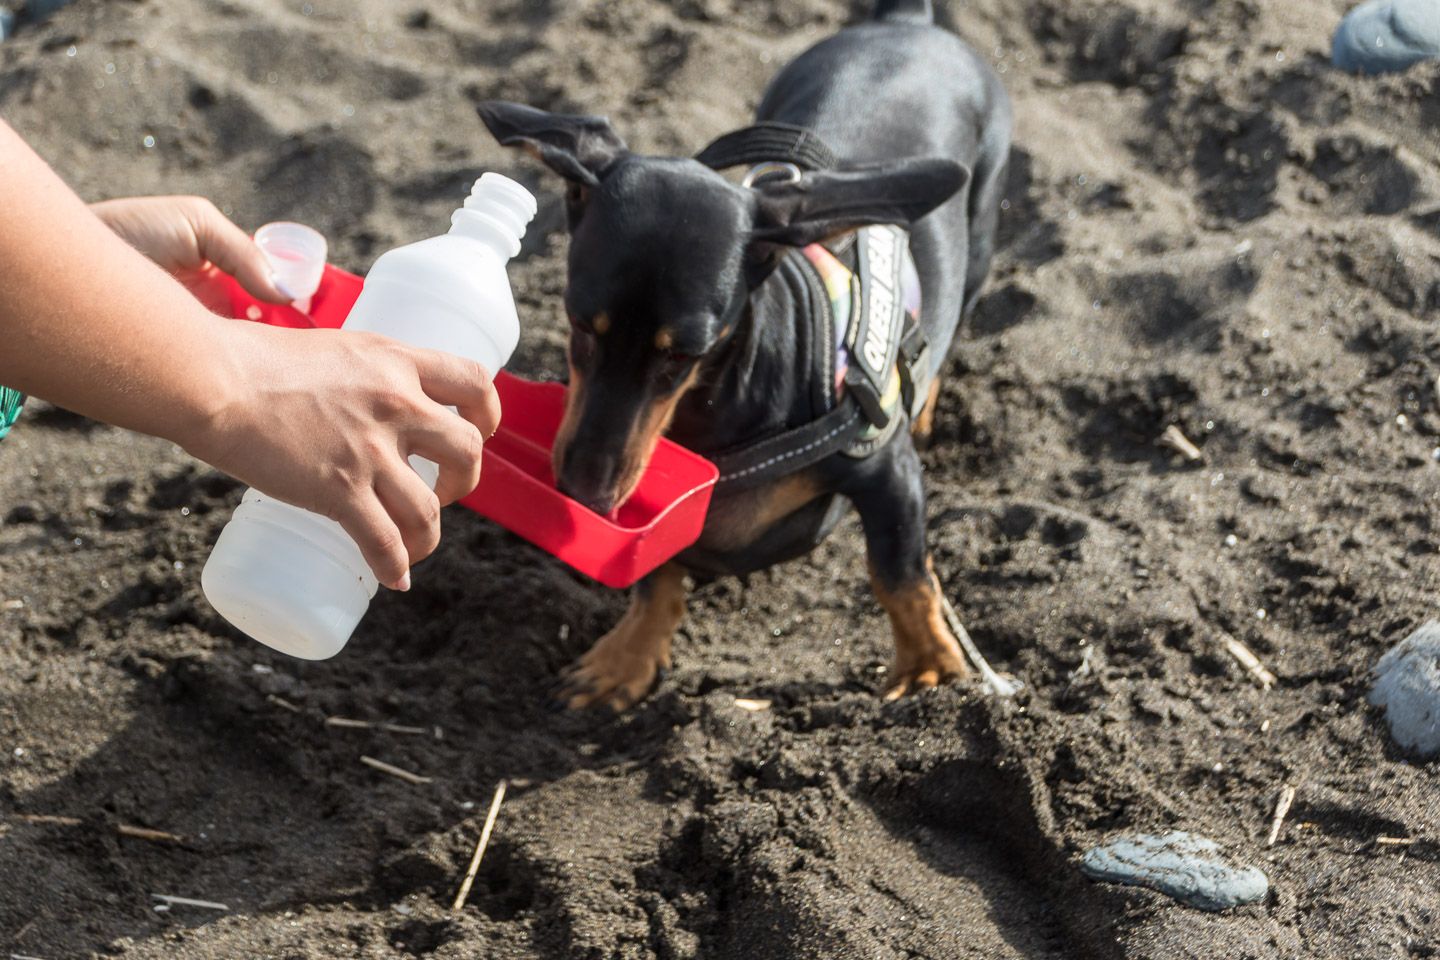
[394,571,412,592]
[270,272,300,302]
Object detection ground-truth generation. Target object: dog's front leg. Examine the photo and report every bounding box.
[843,437,971,699]
[561,563,688,711]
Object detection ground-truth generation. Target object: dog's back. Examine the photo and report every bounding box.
[758,0,1012,361]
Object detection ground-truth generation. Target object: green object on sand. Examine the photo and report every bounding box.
[0,385,24,440]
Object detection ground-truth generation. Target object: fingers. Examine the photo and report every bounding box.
[332,490,413,592]
[407,416,486,505]
[409,350,502,440]
[374,462,444,578]
[184,197,290,305]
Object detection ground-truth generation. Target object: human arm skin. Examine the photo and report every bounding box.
[0,120,500,590]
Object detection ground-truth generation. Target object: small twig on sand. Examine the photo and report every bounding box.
[327,717,430,735]
[937,590,1021,698]
[151,894,229,912]
[119,825,187,844]
[360,756,432,785]
[1375,836,1418,847]
[18,814,82,827]
[1219,633,1277,689]
[16,815,184,845]
[1158,424,1204,463]
[1183,585,1277,690]
[11,917,37,944]
[11,953,49,960]
[733,698,771,712]
[452,780,508,913]
[267,694,302,713]
[1266,784,1296,846]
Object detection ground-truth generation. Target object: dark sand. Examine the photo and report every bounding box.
[1,0,1438,957]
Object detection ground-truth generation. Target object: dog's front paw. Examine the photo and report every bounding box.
[882,639,970,701]
[559,624,671,712]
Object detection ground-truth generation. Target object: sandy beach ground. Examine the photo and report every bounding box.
[1,1,1438,957]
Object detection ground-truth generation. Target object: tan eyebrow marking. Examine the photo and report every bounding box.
[654,327,674,351]
[593,312,611,335]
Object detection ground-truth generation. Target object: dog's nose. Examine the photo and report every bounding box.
[555,452,620,516]
[559,478,617,517]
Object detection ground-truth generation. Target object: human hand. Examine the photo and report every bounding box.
[183,320,502,591]
[91,196,290,312]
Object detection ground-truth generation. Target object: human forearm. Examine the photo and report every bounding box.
[0,120,240,448]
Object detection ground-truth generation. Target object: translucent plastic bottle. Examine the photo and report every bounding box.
[202,173,538,660]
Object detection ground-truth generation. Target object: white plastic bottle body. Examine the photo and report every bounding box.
[202,174,535,660]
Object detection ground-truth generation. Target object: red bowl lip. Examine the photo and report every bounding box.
[488,373,719,536]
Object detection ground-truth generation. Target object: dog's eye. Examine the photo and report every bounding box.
[565,183,588,206]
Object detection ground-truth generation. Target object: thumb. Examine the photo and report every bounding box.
[187,199,292,305]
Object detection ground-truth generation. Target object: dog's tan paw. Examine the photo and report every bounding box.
[882,642,969,700]
[560,640,670,712]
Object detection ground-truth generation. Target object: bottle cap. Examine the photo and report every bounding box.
[256,222,328,312]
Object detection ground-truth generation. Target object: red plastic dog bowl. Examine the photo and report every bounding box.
[217,266,717,588]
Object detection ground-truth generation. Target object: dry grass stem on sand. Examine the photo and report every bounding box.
[327,717,429,735]
[1158,424,1204,462]
[16,815,184,845]
[359,756,433,785]
[1267,785,1297,846]
[1219,633,1278,689]
[939,591,1021,697]
[150,895,229,912]
[452,780,508,913]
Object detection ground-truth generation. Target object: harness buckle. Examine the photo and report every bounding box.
[741,161,803,189]
[898,323,932,420]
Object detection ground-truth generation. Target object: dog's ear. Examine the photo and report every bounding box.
[749,158,969,248]
[476,101,627,187]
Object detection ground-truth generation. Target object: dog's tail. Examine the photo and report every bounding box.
[872,0,933,24]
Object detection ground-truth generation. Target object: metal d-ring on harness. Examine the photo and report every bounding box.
[693,122,934,494]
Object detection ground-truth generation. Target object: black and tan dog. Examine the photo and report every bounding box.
[478,0,1011,709]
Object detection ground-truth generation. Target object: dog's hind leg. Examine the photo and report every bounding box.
[911,378,942,445]
[843,439,970,699]
[561,563,688,711]
[962,115,1012,316]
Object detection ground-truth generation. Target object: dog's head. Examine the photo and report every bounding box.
[478,101,967,514]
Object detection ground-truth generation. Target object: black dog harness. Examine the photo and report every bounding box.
[695,123,934,493]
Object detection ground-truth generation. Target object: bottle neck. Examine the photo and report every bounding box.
[448,211,521,259]
[448,173,538,260]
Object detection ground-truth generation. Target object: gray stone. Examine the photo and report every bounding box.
[1369,620,1440,760]
[0,0,76,41]
[27,0,78,16]
[1333,0,1440,75]
[1079,831,1269,911]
